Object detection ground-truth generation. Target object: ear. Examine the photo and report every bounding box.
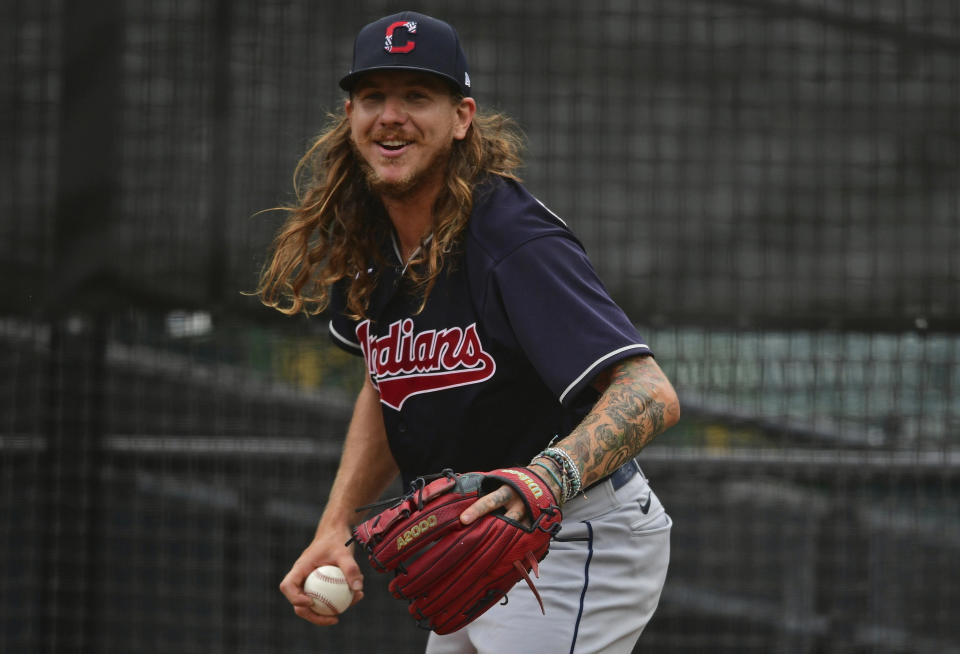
[452,97,476,141]
[344,98,353,118]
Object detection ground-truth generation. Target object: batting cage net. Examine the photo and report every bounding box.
[2,1,959,652]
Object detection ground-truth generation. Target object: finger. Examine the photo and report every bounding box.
[293,604,340,626]
[349,589,365,607]
[460,484,516,524]
[502,495,530,524]
[335,557,365,597]
[279,567,311,605]
[280,560,334,608]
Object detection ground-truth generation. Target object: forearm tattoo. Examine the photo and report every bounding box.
[562,356,678,488]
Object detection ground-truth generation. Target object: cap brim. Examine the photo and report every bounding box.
[339,66,469,97]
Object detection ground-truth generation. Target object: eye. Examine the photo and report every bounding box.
[355,90,384,105]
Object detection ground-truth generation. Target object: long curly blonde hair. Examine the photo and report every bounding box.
[257,105,524,319]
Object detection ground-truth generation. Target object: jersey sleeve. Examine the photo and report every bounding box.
[488,234,652,406]
[327,278,364,356]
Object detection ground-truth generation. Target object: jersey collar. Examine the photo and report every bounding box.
[391,231,435,276]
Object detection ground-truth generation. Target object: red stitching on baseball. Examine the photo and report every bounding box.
[314,572,347,585]
[307,591,341,614]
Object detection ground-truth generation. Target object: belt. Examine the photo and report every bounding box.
[586,458,641,493]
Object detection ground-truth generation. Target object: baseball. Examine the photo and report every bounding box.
[304,565,354,616]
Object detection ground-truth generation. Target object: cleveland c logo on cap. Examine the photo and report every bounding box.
[384,21,417,53]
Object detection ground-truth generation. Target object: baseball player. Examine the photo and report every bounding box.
[265,11,679,653]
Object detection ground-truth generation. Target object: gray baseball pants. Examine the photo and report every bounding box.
[425,461,672,654]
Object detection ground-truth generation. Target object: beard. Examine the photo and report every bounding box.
[352,138,453,201]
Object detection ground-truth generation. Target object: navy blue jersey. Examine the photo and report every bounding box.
[329,176,652,484]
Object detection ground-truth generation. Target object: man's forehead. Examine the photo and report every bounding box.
[350,70,453,93]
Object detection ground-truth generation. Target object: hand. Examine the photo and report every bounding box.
[278,526,365,626]
[459,483,529,526]
[459,465,561,527]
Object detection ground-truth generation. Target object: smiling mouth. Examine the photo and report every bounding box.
[378,139,412,151]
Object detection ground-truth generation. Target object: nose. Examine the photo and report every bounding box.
[379,95,407,125]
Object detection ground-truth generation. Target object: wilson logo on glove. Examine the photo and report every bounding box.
[397,514,438,550]
[499,468,544,499]
[349,468,562,635]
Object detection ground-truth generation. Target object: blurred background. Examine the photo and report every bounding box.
[2,0,959,652]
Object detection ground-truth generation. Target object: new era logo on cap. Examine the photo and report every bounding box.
[340,11,472,97]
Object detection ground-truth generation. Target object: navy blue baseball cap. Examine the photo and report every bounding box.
[340,11,471,97]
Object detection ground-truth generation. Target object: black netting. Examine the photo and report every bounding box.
[2,1,958,652]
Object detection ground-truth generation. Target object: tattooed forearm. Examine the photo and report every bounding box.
[558,355,679,488]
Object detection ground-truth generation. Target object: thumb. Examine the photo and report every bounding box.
[336,557,365,596]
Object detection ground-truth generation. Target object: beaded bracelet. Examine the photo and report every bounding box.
[530,459,566,504]
[539,447,583,499]
[548,451,580,500]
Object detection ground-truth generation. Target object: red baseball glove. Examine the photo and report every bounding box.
[350,467,562,634]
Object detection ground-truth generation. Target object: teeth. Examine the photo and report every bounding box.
[381,140,409,147]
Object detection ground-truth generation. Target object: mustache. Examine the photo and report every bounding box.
[370,130,415,143]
